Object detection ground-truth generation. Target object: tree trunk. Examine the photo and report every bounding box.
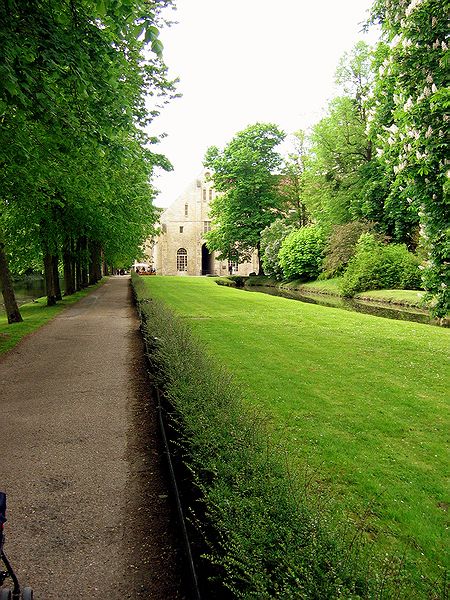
[43,252,57,306]
[80,236,89,288]
[63,238,75,296]
[0,241,23,323]
[256,241,265,276]
[53,255,62,300]
[75,238,82,292]
[88,239,102,285]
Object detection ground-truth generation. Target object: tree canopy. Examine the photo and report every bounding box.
[203,122,285,274]
[0,0,176,320]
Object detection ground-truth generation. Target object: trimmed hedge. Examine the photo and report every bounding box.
[132,275,408,599]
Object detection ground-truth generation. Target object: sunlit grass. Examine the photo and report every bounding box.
[0,279,107,355]
[140,275,449,589]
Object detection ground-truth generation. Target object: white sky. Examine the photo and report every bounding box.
[150,0,379,208]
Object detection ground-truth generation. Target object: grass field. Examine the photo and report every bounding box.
[0,280,106,356]
[140,275,449,590]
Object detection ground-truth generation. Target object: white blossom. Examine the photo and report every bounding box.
[425,126,433,138]
[426,73,433,84]
[442,41,448,51]
[390,34,402,48]
[405,0,425,16]
[403,97,413,111]
[431,83,438,93]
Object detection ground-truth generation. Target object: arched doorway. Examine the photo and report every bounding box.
[201,244,214,275]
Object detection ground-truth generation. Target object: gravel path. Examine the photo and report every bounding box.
[0,276,187,599]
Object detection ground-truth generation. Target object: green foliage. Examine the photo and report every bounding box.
[260,219,294,280]
[133,275,377,599]
[278,226,326,281]
[323,221,374,277]
[340,233,422,297]
[203,123,286,273]
[279,130,309,227]
[368,0,449,316]
[0,0,176,317]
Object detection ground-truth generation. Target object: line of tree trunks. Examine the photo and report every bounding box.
[2,233,105,322]
[0,240,23,323]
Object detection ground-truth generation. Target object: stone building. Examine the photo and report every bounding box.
[152,170,258,276]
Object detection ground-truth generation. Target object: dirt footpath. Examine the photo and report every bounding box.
[0,277,187,599]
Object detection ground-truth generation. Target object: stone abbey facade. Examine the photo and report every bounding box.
[151,170,258,276]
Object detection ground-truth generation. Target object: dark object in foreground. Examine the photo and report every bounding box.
[0,493,33,599]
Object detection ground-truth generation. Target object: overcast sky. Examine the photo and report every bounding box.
[150,0,379,208]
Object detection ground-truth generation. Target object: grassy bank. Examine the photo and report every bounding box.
[226,275,432,310]
[0,279,107,355]
[138,275,449,596]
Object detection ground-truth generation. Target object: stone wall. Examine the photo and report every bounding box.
[152,171,258,276]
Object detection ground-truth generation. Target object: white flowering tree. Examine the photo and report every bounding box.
[369,0,449,317]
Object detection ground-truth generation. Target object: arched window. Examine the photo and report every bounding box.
[177,248,188,271]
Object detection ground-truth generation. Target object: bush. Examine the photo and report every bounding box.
[340,233,422,297]
[278,226,326,281]
[323,221,374,277]
[132,275,380,599]
[260,220,294,279]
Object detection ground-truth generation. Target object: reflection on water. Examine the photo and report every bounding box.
[0,276,64,308]
[244,285,442,327]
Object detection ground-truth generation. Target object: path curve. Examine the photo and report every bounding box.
[0,276,187,599]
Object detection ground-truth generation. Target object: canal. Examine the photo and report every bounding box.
[243,285,442,326]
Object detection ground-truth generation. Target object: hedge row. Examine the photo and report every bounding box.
[132,275,406,599]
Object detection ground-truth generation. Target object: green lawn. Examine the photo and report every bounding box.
[0,280,106,355]
[140,275,449,589]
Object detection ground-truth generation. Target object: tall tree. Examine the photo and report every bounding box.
[204,123,286,274]
[302,42,390,232]
[0,0,175,317]
[369,0,449,317]
[279,131,309,228]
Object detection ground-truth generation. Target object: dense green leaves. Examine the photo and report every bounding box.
[204,123,285,273]
[278,226,326,281]
[368,0,449,316]
[0,0,176,317]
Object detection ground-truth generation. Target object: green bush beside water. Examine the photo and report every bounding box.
[340,234,422,297]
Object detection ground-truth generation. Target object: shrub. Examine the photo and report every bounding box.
[131,275,380,598]
[278,226,326,280]
[340,233,422,297]
[323,221,374,277]
[260,220,294,279]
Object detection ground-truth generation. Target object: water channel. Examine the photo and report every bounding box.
[243,285,444,327]
[0,275,60,308]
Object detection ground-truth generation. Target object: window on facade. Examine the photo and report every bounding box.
[228,260,238,274]
[184,203,188,217]
[209,189,213,201]
[177,248,188,271]
[179,226,184,233]
[202,189,206,202]
[203,221,211,233]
